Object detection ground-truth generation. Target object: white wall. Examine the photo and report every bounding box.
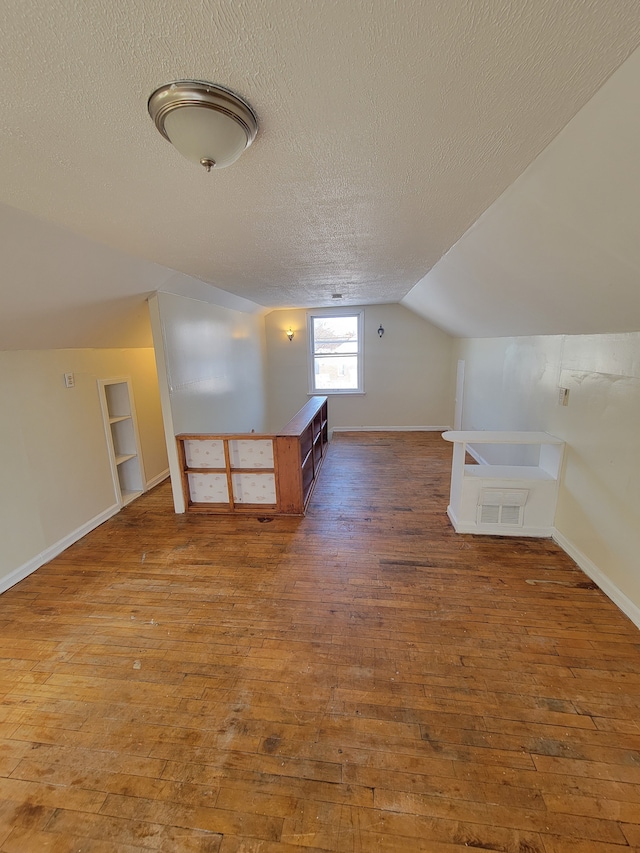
[0,347,168,591]
[264,304,455,432]
[151,292,267,434]
[149,292,268,512]
[456,332,640,624]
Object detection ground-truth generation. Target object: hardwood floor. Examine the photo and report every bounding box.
[1,431,640,852]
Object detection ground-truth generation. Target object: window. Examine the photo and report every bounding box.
[308,310,364,394]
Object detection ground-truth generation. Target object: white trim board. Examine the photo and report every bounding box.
[447,506,554,538]
[148,294,185,514]
[553,530,640,632]
[331,425,451,433]
[146,469,170,490]
[0,503,120,596]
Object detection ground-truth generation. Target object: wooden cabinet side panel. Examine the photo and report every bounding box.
[275,436,304,515]
[176,438,192,510]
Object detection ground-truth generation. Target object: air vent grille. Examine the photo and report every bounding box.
[479,504,500,524]
[477,489,528,527]
[499,504,522,525]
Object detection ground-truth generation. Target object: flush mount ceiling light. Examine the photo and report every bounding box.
[148,80,258,171]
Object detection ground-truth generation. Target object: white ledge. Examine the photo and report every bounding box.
[442,430,563,444]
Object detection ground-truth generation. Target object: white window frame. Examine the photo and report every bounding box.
[307,308,365,395]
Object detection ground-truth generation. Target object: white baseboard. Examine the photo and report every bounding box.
[447,506,553,538]
[0,503,120,596]
[331,425,451,434]
[146,468,170,490]
[553,529,640,631]
[446,506,459,530]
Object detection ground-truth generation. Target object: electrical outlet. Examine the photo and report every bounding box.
[64,372,75,388]
[558,387,569,406]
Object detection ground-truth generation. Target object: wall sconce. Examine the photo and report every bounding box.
[286,328,294,342]
[378,324,385,338]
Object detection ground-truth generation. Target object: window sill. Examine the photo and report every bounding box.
[308,390,365,396]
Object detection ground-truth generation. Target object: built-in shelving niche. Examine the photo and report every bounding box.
[98,378,145,507]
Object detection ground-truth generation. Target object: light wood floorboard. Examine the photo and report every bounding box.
[1,432,640,852]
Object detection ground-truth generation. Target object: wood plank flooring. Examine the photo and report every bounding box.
[1,431,640,852]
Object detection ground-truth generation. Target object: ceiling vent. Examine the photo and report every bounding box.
[477,489,528,527]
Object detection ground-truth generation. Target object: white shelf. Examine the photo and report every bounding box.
[109,415,131,424]
[464,464,554,481]
[115,453,137,466]
[443,430,563,445]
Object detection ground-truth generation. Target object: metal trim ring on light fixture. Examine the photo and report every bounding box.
[147,80,258,170]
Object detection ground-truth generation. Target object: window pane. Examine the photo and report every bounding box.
[313,316,358,354]
[313,355,359,389]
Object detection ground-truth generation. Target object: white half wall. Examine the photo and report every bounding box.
[151,291,267,434]
[264,304,455,432]
[149,292,268,512]
[0,347,168,591]
[456,332,640,626]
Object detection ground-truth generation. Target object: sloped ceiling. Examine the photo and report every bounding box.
[1,0,640,347]
[403,44,640,337]
[0,203,264,350]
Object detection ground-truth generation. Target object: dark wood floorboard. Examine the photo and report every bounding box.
[1,432,639,852]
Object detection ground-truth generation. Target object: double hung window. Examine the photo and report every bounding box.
[307,310,364,394]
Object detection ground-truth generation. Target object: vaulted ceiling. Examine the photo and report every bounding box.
[404,45,640,337]
[2,0,640,347]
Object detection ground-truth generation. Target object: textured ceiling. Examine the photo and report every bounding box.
[1,0,640,318]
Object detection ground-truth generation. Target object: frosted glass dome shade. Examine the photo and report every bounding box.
[148,81,258,171]
[163,107,248,168]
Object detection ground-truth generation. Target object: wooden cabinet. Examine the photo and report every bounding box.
[98,379,144,507]
[176,397,328,516]
[276,396,328,514]
[442,430,564,537]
